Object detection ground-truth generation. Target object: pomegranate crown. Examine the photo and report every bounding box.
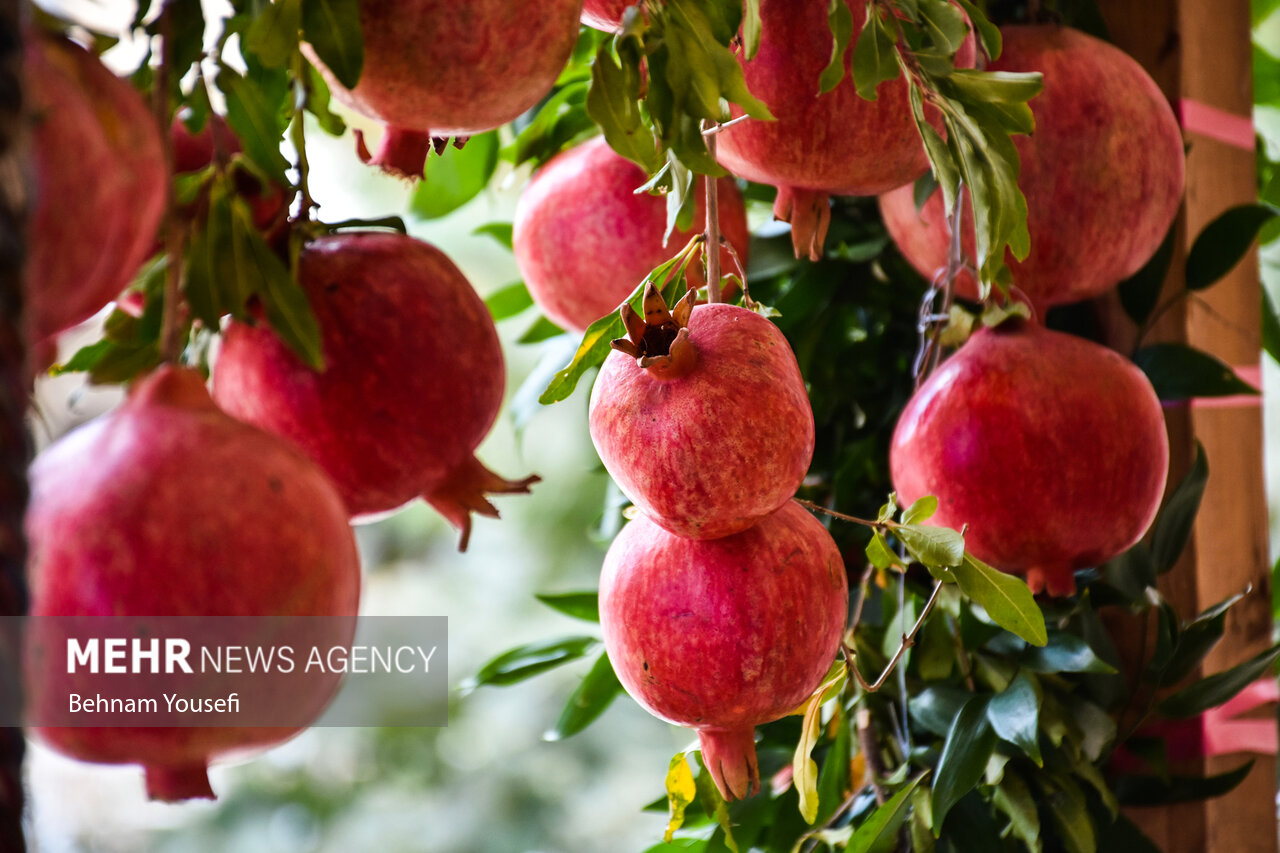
[610,283,697,378]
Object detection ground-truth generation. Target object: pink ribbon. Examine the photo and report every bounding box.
[1177,99,1256,152]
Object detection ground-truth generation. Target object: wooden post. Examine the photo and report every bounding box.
[1099,1,1276,850]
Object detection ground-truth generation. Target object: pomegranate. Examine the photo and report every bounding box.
[581,0,629,30]
[589,287,813,539]
[26,366,361,800]
[213,232,536,549]
[513,137,751,332]
[600,500,849,800]
[878,25,1185,309]
[890,319,1169,596]
[716,0,975,260]
[305,0,582,179]
[26,32,165,344]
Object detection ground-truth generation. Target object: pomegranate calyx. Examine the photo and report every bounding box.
[698,727,761,801]
[773,187,831,262]
[610,284,697,378]
[423,454,541,552]
[144,763,216,801]
[354,126,434,181]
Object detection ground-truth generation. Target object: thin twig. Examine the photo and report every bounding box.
[846,581,945,693]
[856,707,888,805]
[795,497,880,529]
[701,120,722,303]
[290,52,315,221]
[700,114,749,135]
[153,1,183,365]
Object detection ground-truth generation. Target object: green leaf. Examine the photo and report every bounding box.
[410,132,500,217]
[849,774,928,853]
[742,0,762,58]
[1185,203,1279,290]
[850,4,897,99]
[1114,760,1255,806]
[463,635,599,692]
[303,63,346,135]
[900,495,938,525]
[1039,774,1094,853]
[233,201,324,368]
[245,0,302,68]
[950,554,1047,647]
[916,0,970,53]
[931,696,996,834]
[991,770,1041,852]
[544,651,623,740]
[519,316,567,345]
[301,0,364,90]
[1157,643,1280,718]
[1118,225,1175,325]
[1133,343,1259,401]
[219,66,291,186]
[1019,631,1117,674]
[954,0,1001,59]
[535,591,600,623]
[896,523,964,569]
[485,282,534,321]
[1149,442,1208,573]
[473,222,514,250]
[909,685,970,738]
[820,0,857,94]
[865,532,899,571]
[986,673,1042,766]
[1095,813,1163,853]
[587,39,659,171]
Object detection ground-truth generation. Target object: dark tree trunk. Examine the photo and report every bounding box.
[0,2,26,851]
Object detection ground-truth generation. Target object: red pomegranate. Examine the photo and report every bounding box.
[716,0,974,260]
[26,367,361,801]
[513,137,751,332]
[600,500,849,800]
[890,319,1169,596]
[878,25,1185,309]
[305,0,583,179]
[581,0,629,30]
[213,232,536,549]
[589,287,813,539]
[26,32,165,344]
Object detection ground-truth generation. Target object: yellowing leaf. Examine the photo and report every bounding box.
[794,690,823,824]
[664,751,697,842]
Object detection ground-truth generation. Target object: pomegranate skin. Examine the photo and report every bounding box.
[878,25,1185,308]
[717,1,974,197]
[306,0,582,178]
[213,233,535,548]
[26,367,361,801]
[26,33,165,343]
[589,303,814,539]
[582,0,629,30]
[890,320,1169,596]
[513,137,751,332]
[601,500,849,800]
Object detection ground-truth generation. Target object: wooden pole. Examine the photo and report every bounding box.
[1099,2,1275,850]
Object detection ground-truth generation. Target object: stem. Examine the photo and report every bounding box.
[855,707,888,805]
[701,120,722,303]
[795,497,881,529]
[290,52,315,221]
[847,581,945,693]
[154,1,183,365]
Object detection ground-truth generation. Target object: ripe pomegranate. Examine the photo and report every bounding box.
[213,232,536,549]
[589,287,813,539]
[305,0,582,179]
[890,319,1169,596]
[26,32,165,344]
[878,25,1185,309]
[513,137,751,332]
[600,500,849,800]
[26,366,361,801]
[716,0,974,260]
[581,0,629,30]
